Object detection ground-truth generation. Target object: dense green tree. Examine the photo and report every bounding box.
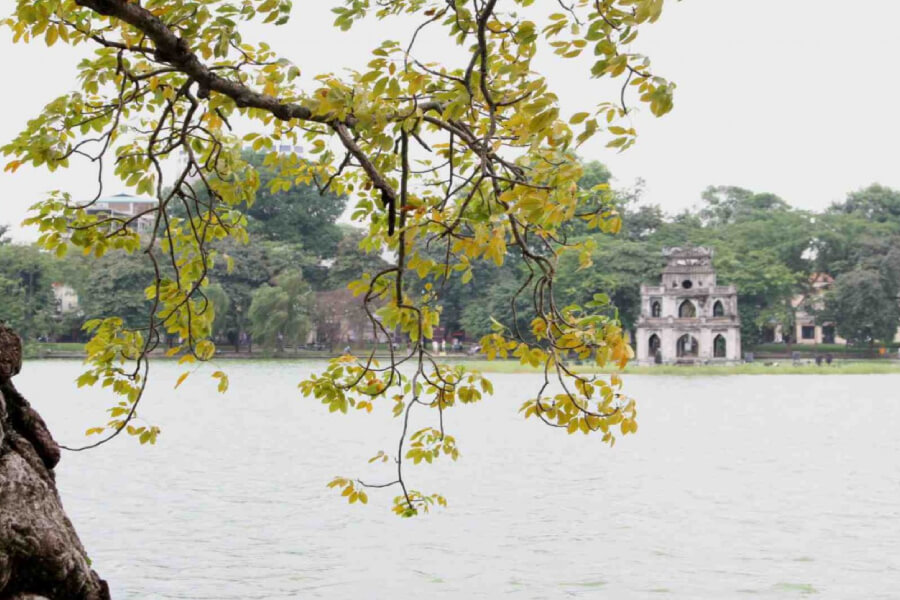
[204,283,231,341]
[0,244,58,340]
[0,274,27,330]
[699,186,791,226]
[324,227,390,291]
[830,184,900,225]
[556,237,663,333]
[78,252,156,329]
[822,269,900,345]
[739,216,813,275]
[167,151,348,259]
[877,244,900,298]
[55,251,91,290]
[620,202,665,242]
[206,239,271,352]
[248,270,312,352]
[714,248,800,346]
[648,209,709,247]
[811,212,895,277]
[458,262,534,341]
[577,161,613,191]
[241,151,348,258]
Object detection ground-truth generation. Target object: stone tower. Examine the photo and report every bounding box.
[635,246,741,364]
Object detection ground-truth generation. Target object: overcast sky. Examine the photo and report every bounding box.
[3,0,900,241]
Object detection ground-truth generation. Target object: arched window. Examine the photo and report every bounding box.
[648,334,661,355]
[678,300,696,318]
[651,301,661,317]
[714,334,727,358]
[713,300,725,317]
[676,334,698,357]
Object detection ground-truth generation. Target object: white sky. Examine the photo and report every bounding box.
[3,0,900,241]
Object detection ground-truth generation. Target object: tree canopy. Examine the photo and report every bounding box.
[247,269,312,351]
[0,244,59,340]
[3,0,677,515]
[241,151,348,257]
[823,269,900,345]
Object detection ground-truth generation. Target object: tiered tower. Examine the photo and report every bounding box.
[635,247,741,364]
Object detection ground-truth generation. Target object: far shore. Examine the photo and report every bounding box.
[24,344,900,375]
[448,360,900,376]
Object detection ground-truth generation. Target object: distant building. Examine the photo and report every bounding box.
[51,283,79,314]
[309,288,377,347]
[85,193,158,235]
[277,144,304,156]
[790,273,844,345]
[635,246,742,364]
[780,272,900,345]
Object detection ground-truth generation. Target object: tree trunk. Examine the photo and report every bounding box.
[0,324,109,600]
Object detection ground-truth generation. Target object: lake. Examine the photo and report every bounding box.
[16,360,900,598]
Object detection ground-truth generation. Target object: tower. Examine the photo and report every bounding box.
[635,247,741,365]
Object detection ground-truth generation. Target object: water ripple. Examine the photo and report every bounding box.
[16,362,900,599]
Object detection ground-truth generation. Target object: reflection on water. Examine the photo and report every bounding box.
[17,361,900,598]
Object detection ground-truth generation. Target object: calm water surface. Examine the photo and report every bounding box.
[16,361,900,598]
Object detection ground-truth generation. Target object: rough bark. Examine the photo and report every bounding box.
[0,324,109,600]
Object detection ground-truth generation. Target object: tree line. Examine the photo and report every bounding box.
[449,164,900,348]
[3,158,900,350]
[0,152,388,352]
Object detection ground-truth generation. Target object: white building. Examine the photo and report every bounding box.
[635,246,742,364]
[85,193,158,235]
[51,283,79,314]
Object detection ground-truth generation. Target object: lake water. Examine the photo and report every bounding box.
[15,360,900,598]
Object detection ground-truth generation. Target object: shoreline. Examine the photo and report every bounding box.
[23,349,900,376]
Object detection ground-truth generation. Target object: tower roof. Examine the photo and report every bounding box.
[661,246,715,274]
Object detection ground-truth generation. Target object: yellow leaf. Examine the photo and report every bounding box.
[570,111,590,124]
[175,371,189,389]
[4,160,23,173]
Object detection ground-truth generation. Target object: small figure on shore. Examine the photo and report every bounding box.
[815,355,823,366]
[826,353,833,365]
[343,345,351,355]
